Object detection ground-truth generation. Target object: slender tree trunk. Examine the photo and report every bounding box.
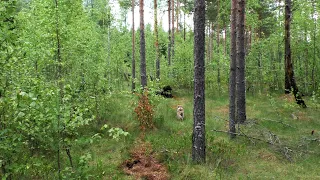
[207,24,211,63]
[224,25,227,55]
[284,0,306,107]
[171,0,175,59]
[140,0,147,88]
[211,23,214,61]
[258,45,263,92]
[271,48,277,91]
[304,26,309,94]
[176,0,180,33]
[229,0,237,138]
[132,0,136,91]
[183,0,186,41]
[192,0,206,163]
[54,0,62,178]
[236,0,246,124]
[311,0,317,92]
[217,0,221,94]
[168,0,171,65]
[154,0,160,80]
[66,148,73,168]
[284,0,290,93]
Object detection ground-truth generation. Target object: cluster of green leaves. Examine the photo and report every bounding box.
[0,0,131,178]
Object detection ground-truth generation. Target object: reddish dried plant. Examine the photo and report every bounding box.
[134,92,154,130]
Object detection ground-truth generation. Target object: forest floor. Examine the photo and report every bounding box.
[77,89,320,179]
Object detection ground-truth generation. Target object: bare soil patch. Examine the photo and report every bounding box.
[122,140,169,180]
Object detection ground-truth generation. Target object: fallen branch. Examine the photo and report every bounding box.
[211,129,293,162]
[211,129,272,145]
[261,118,297,129]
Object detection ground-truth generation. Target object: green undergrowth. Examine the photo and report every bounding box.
[75,90,320,179]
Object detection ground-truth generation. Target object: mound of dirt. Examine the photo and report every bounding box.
[122,141,169,180]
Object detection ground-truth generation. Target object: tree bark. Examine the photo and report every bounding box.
[284,0,306,107]
[311,0,317,92]
[171,0,175,59]
[236,0,246,124]
[217,0,221,94]
[224,25,227,56]
[183,0,186,41]
[176,0,180,33]
[154,0,160,80]
[207,24,211,63]
[192,0,206,163]
[210,23,214,62]
[132,0,136,91]
[54,0,62,177]
[140,0,147,88]
[229,0,237,138]
[168,0,171,65]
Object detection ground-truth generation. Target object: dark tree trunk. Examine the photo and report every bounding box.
[207,24,211,63]
[176,0,180,33]
[54,0,62,177]
[304,26,309,94]
[192,0,206,163]
[210,23,214,62]
[154,0,160,80]
[224,25,227,56]
[140,0,147,88]
[132,0,136,91]
[217,0,221,94]
[168,0,171,65]
[171,0,175,59]
[311,0,317,92]
[284,0,306,108]
[183,0,186,41]
[229,0,237,138]
[236,0,246,124]
[66,148,73,168]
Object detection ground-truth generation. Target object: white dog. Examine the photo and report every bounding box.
[176,105,184,121]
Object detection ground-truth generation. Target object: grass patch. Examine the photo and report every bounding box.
[74,90,320,179]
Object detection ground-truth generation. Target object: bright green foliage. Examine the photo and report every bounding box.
[0,0,319,178]
[0,0,125,178]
